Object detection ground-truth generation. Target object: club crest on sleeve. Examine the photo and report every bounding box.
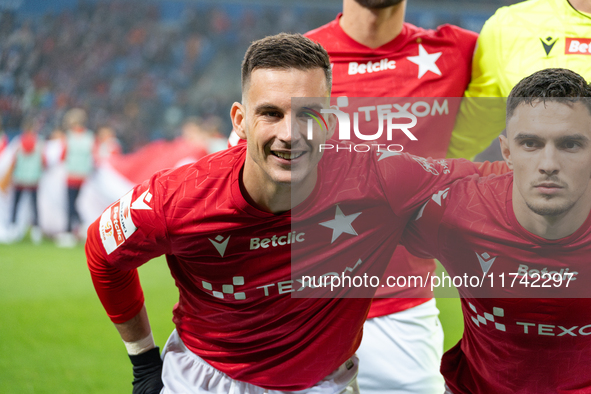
[412,156,440,175]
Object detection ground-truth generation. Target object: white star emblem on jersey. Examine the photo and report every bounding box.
[320,205,362,243]
[406,44,442,79]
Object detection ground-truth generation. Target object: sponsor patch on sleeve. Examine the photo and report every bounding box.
[99,190,138,255]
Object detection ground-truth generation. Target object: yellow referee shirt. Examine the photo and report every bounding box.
[448,0,591,159]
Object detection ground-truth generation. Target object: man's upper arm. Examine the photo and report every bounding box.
[86,174,170,324]
[375,152,490,217]
[447,13,507,160]
[400,185,448,260]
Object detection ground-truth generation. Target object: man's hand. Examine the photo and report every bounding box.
[129,347,164,394]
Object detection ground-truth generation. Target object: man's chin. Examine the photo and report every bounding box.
[354,0,404,9]
[526,199,575,217]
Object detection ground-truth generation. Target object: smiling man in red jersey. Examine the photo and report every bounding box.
[403,68,591,393]
[304,1,478,392]
[85,33,504,394]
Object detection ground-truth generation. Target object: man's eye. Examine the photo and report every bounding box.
[563,141,579,150]
[265,111,281,118]
[522,140,538,148]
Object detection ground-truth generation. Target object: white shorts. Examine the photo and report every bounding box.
[356,299,445,394]
[160,329,360,394]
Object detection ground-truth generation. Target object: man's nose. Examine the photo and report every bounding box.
[538,145,560,175]
[277,114,292,143]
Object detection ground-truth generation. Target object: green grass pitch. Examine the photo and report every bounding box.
[0,239,463,393]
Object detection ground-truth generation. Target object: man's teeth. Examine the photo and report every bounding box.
[274,151,304,160]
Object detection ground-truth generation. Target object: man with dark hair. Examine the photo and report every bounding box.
[505,68,591,118]
[241,33,332,93]
[303,1,479,392]
[86,33,502,394]
[402,68,591,393]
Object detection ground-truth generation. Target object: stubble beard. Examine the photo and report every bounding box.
[354,0,404,9]
[525,196,576,217]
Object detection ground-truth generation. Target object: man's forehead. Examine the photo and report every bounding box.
[507,100,591,136]
[244,68,329,96]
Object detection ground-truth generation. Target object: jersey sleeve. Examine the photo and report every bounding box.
[446,12,508,160]
[475,160,511,177]
[400,185,448,260]
[375,152,505,217]
[85,172,171,324]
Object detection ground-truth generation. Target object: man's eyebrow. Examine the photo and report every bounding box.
[513,133,543,142]
[254,104,283,114]
[555,134,589,144]
[513,133,590,144]
[301,103,324,111]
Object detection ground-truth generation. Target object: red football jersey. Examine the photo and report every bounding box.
[402,173,591,393]
[86,145,494,390]
[305,15,478,316]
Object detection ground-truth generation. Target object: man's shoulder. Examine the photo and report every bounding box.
[151,146,244,199]
[431,24,478,42]
[450,170,512,195]
[404,22,477,49]
[441,172,512,217]
[483,0,552,30]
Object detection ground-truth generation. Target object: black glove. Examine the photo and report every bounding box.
[129,346,164,394]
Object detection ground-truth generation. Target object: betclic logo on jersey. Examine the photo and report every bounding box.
[565,38,591,55]
[100,189,138,254]
[297,97,451,153]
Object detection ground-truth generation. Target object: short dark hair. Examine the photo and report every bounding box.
[241,33,332,94]
[507,68,591,120]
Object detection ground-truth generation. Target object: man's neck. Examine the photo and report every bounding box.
[241,160,317,214]
[340,0,406,49]
[513,189,591,240]
[569,0,591,14]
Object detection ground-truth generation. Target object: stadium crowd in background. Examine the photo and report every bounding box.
[0,1,336,151]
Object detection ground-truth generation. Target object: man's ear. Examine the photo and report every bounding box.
[499,132,513,170]
[326,104,338,140]
[231,102,247,139]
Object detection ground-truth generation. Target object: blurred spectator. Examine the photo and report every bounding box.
[0,122,7,155]
[94,124,122,164]
[58,107,94,247]
[180,116,226,155]
[10,117,45,244]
